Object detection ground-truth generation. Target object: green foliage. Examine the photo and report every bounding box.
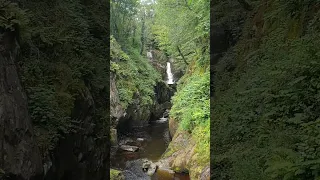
[192,119,210,167]
[110,0,140,49]
[169,67,210,177]
[150,0,210,178]
[0,1,29,30]
[170,69,210,131]
[110,169,124,180]
[14,0,109,157]
[213,1,320,179]
[111,36,160,108]
[152,0,210,71]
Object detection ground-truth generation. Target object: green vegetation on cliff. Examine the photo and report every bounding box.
[213,0,320,179]
[1,0,109,158]
[110,36,160,109]
[110,0,161,110]
[1,0,110,178]
[152,0,210,179]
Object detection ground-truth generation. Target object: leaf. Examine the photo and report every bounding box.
[288,76,307,86]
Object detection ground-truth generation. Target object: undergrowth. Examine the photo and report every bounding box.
[169,61,210,177]
[110,36,161,109]
[212,0,320,179]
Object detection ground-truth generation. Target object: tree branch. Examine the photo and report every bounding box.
[177,46,189,66]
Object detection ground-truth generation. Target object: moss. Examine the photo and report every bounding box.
[162,145,177,158]
[110,36,161,109]
[213,1,320,179]
[0,168,5,174]
[173,166,181,172]
[192,121,210,172]
[110,169,124,180]
[110,129,117,145]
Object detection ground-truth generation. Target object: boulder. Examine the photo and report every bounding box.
[120,145,139,152]
[123,159,152,180]
[142,159,158,176]
[110,169,125,180]
[137,138,144,141]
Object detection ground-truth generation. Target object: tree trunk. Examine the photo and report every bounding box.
[140,13,145,55]
[177,46,189,65]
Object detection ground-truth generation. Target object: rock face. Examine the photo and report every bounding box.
[151,81,175,121]
[110,73,125,127]
[44,87,109,180]
[113,73,176,132]
[0,30,43,179]
[168,118,179,137]
[160,130,210,179]
[123,159,151,180]
[142,159,157,176]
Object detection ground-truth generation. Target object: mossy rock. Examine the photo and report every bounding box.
[110,128,118,146]
[0,169,5,179]
[110,169,124,180]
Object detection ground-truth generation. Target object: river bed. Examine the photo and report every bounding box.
[111,119,190,180]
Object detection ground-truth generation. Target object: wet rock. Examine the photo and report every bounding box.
[119,138,134,146]
[120,145,139,152]
[110,169,125,180]
[110,73,125,127]
[123,159,152,180]
[151,81,175,120]
[200,166,210,180]
[111,128,118,146]
[0,30,43,179]
[137,138,144,141]
[142,159,157,176]
[159,130,208,179]
[156,117,168,123]
[163,109,169,118]
[168,118,179,137]
[45,87,109,180]
[146,163,157,176]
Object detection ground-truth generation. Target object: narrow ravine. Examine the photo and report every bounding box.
[110,62,190,179]
[110,0,210,179]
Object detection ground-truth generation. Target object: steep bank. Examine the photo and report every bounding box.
[160,65,210,180]
[150,0,210,179]
[1,0,109,179]
[0,22,42,180]
[109,2,181,178]
[212,0,320,179]
[110,36,175,138]
[109,37,177,179]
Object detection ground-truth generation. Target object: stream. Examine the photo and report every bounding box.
[111,118,190,180]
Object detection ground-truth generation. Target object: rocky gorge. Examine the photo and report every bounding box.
[1,0,109,179]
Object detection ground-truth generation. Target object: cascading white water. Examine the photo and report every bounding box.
[147,51,153,61]
[166,62,174,84]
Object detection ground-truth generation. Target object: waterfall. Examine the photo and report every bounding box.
[166,62,174,84]
[147,51,153,61]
